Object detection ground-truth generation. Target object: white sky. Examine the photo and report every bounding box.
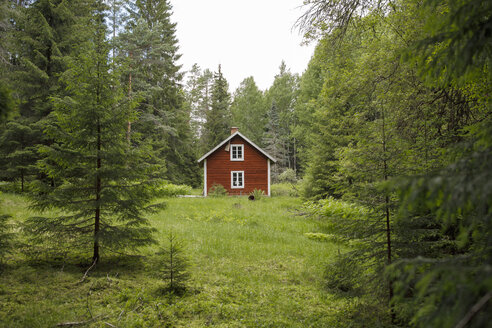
[170,0,316,93]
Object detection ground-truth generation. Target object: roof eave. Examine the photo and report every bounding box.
[197,131,276,163]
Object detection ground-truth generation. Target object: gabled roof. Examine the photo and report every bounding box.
[197,131,277,163]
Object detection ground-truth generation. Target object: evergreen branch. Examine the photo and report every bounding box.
[454,291,492,328]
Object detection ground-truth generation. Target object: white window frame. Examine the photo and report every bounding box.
[230,144,244,161]
[231,171,244,189]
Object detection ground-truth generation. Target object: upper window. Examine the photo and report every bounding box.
[231,171,244,189]
[230,144,244,161]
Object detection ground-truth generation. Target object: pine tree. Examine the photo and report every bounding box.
[203,65,231,151]
[24,0,160,263]
[185,64,213,140]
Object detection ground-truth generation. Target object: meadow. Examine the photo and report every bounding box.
[0,192,364,327]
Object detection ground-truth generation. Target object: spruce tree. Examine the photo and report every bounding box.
[24,0,160,263]
[0,119,43,192]
[119,0,199,186]
[158,233,190,295]
[0,0,83,187]
[203,65,231,151]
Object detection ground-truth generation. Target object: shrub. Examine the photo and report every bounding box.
[249,188,265,201]
[324,254,362,292]
[303,232,343,243]
[208,183,227,197]
[0,214,14,266]
[157,183,192,197]
[271,183,298,197]
[278,168,297,183]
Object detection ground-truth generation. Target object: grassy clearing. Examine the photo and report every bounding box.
[0,193,354,327]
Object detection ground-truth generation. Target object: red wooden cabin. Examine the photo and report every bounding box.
[198,127,276,196]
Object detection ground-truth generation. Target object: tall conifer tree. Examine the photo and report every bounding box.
[24,0,160,263]
[119,0,198,186]
[0,0,82,188]
[203,65,231,151]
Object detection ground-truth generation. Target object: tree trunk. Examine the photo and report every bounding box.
[93,118,101,263]
[381,105,395,323]
[127,53,132,143]
[21,170,24,193]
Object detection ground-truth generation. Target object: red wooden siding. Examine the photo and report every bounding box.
[206,135,268,195]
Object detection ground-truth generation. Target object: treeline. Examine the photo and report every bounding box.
[184,61,300,181]
[295,0,491,327]
[0,0,304,190]
[0,0,199,189]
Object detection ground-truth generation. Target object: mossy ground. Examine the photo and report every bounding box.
[0,193,362,327]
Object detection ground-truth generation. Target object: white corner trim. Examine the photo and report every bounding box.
[267,159,271,196]
[231,170,245,189]
[203,159,207,196]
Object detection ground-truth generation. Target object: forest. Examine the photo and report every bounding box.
[0,0,491,327]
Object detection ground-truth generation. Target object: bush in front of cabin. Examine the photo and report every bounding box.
[209,183,227,197]
[249,188,265,201]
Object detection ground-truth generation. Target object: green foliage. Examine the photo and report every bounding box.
[249,188,265,201]
[157,233,191,295]
[298,0,492,325]
[271,183,298,197]
[304,232,332,242]
[203,65,231,151]
[24,1,160,262]
[263,62,299,176]
[157,183,192,198]
[119,0,200,187]
[0,119,43,192]
[0,82,15,123]
[278,168,297,183]
[0,213,14,266]
[1,194,354,327]
[208,183,227,197]
[408,0,492,84]
[390,118,492,327]
[230,77,267,146]
[324,255,362,292]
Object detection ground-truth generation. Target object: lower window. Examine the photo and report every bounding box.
[231,171,244,189]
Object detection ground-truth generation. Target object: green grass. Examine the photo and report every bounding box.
[0,193,358,327]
